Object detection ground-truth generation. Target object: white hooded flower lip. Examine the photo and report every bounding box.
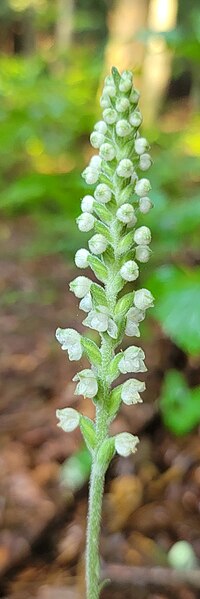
[134,288,154,310]
[75,248,90,269]
[79,292,93,313]
[121,378,146,405]
[55,328,83,361]
[134,137,149,155]
[129,110,143,127]
[90,155,102,169]
[116,97,130,113]
[116,159,134,178]
[83,309,109,333]
[76,212,95,232]
[116,203,135,224]
[99,143,116,161]
[56,407,80,432]
[73,368,98,399]
[81,195,94,213]
[82,166,99,185]
[118,346,147,374]
[94,184,112,204]
[134,226,151,245]
[103,108,118,124]
[116,119,132,137]
[139,197,153,214]
[100,94,111,109]
[70,276,92,299]
[135,178,151,197]
[115,432,139,457]
[139,153,152,171]
[88,234,108,255]
[94,120,108,134]
[135,245,151,263]
[90,131,105,149]
[120,260,139,282]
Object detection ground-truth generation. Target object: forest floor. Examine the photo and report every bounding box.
[0,217,200,599]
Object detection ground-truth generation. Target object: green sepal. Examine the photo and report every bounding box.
[108,353,123,382]
[90,282,108,308]
[88,255,108,283]
[114,317,126,346]
[108,385,122,421]
[112,66,121,85]
[115,292,134,317]
[96,437,115,474]
[118,184,135,206]
[118,231,134,254]
[81,336,102,367]
[94,220,112,242]
[80,415,96,453]
[103,246,115,268]
[114,273,125,293]
[94,202,112,225]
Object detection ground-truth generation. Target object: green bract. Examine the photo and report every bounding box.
[55,67,154,599]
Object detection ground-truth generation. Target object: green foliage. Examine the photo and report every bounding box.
[160,370,200,435]
[147,265,200,355]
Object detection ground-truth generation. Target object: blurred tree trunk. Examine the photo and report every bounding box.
[141,0,178,124]
[56,0,74,52]
[104,0,148,74]
[13,8,36,55]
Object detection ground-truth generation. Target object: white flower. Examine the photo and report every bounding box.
[139,197,153,214]
[116,97,130,113]
[134,288,154,310]
[116,119,132,137]
[100,94,110,109]
[120,260,139,282]
[134,226,151,245]
[116,203,135,224]
[121,379,145,405]
[135,245,151,263]
[90,132,105,149]
[81,195,94,213]
[70,276,92,298]
[100,143,116,161]
[79,292,93,313]
[73,369,98,399]
[119,71,133,92]
[135,178,151,197]
[127,307,145,323]
[94,120,108,134]
[115,432,139,457]
[119,346,146,374]
[125,306,146,336]
[134,137,149,155]
[129,110,142,127]
[88,234,108,254]
[103,84,116,97]
[55,328,83,361]
[94,183,112,204]
[76,212,95,232]
[83,306,118,338]
[116,159,134,178]
[104,74,114,86]
[139,153,152,171]
[82,166,99,185]
[90,155,102,169]
[130,88,140,104]
[126,213,137,228]
[75,248,90,269]
[103,108,118,124]
[56,408,80,432]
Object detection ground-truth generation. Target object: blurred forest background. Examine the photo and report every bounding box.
[0,1,200,599]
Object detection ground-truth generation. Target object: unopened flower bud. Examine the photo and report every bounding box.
[70,276,92,298]
[103,108,117,124]
[100,94,110,109]
[103,84,116,97]
[120,260,139,282]
[115,432,139,457]
[121,379,145,405]
[134,288,154,310]
[82,166,99,185]
[94,120,108,134]
[100,143,116,161]
[116,203,135,224]
[75,248,90,269]
[56,407,80,432]
[139,153,152,171]
[135,178,151,197]
[76,212,95,232]
[116,159,134,178]
[119,71,133,92]
[135,245,151,263]
[90,155,102,169]
[139,196,153,214]
[90,131,105,149]
[116,119,132,137]
[134,226,151,245]
[81,195,94,213]
[129,110,142,127]
[88,234,108,254]
[130,88,140,104]
[94,183,112,204]
[135,137,149,155]
[115,97,130,113]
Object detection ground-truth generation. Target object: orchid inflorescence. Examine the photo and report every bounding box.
[56,67,154,598]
